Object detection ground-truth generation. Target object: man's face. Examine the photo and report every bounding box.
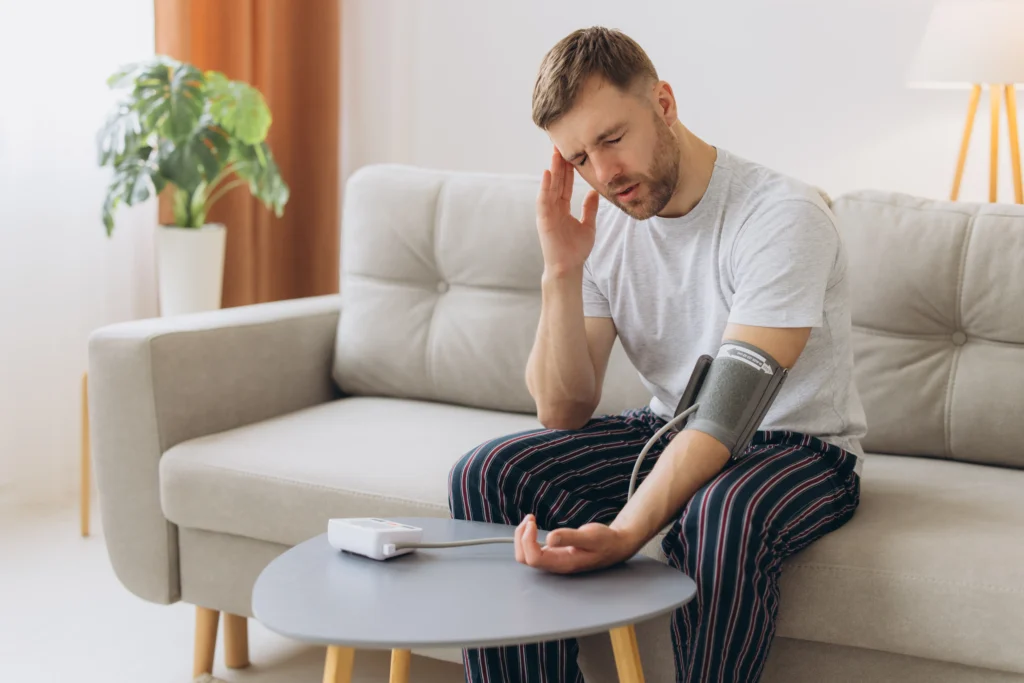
[547,77,680,220]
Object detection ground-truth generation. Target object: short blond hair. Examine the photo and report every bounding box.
[531,27,658,130]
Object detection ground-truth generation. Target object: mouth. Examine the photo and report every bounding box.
[615,183,640,201]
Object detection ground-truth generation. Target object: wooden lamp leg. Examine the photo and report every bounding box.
[323,645,356,683]
[390,649,412,683]
[609,624,645,683]
[1005,84,1022,203]
[194,607,220,677]
[990,83,1003,203]
[223,613,250,669]
[952,84,982,201]
[80,372,90,538]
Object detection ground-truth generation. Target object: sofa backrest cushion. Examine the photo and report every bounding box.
[832,190,1024,468]
[337,166,1024,470]
[333,164,652,417]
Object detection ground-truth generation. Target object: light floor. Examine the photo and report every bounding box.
[0,504,465,683]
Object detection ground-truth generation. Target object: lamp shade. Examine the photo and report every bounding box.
[908,0,1024,88]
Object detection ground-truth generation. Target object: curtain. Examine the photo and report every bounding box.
[154,0,340,307]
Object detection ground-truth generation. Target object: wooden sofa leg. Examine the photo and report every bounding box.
[224,613,250,669]
[194,607,220,677]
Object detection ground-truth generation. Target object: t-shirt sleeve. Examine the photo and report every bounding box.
[728,199,839,328]
[581,259,612,317]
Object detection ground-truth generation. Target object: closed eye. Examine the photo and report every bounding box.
[578,135,624,168]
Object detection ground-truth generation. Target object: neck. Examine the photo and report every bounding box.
[656,123,717,219]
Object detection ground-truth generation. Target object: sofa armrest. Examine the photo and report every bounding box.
[87,294,341,605]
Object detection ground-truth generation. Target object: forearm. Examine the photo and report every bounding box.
[610,429,731,551]
[526,268,597,428]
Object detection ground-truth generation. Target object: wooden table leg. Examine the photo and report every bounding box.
[609,624,645,683]
[389,648,411,682]
[323,645,356,683]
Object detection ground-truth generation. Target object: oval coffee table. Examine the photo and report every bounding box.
[252,517,696,682]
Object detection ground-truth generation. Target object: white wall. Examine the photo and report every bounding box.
[0,1,158,508]
[342,0,1017,205]
[2,0,1016,509]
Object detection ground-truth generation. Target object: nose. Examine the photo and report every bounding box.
[591,154,623,190]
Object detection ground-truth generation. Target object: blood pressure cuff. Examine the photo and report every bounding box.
[677,340,789,459]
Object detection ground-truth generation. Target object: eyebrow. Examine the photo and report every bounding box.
[565,122,626,163]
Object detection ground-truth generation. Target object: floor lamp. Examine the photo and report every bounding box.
[908,0,1024,203]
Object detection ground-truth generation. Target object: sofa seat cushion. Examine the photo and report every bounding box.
[774,453,1024,674]
[160,397,542,547]
[161,397,1024,673]
[636,453,1024,673]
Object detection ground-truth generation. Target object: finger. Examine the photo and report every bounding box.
[537,171,553,220]
[549,146,563,198]
[514,518,526,563]
[539,169,551,196]
[545,527,567,547]
[580,189,600,228]
[525,518,563,569]
[523,517,581,573]
[547,527,592,550]
[561,159,575,202]
[537,545,581,574]
[522,518,543,566]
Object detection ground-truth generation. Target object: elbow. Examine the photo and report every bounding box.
[537,400,596,431]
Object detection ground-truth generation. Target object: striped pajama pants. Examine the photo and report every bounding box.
[447,406,861,683]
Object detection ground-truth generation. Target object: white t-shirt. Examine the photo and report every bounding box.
[582,147,867,472]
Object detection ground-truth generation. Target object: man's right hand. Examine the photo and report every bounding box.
[536,145,600,277]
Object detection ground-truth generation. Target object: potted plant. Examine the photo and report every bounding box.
[97,56,289,316]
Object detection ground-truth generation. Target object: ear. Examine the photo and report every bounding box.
[653,80,677,125]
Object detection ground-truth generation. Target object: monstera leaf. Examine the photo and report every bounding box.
[97,56,288,231]
[100,146,165,236]
[205,71,272,145]
[109,58,204,141]
[233,141,290,216]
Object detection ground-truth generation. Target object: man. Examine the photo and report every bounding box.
[448,26,866,683]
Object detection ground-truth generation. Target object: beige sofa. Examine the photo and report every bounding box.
[89,164,1024,682]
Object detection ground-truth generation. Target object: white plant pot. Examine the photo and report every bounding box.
[156,224,227,317]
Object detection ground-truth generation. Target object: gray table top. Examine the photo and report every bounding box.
[252,517,696,650]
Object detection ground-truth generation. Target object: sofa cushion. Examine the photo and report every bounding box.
[832,191,1024,468]
[637,452,1024,674]
[161,397,1024,673]
[160,396,543,547]
[333,164,651,417]
[775,453,1024,674]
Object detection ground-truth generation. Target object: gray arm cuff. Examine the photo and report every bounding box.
[680,340,788,459]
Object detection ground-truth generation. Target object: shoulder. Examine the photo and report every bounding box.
[732,198,841,280]
[748,195,839,240]
[721,153,839,249]
[720,160,842,282]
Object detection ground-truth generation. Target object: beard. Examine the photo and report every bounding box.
[605,113,680,220]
